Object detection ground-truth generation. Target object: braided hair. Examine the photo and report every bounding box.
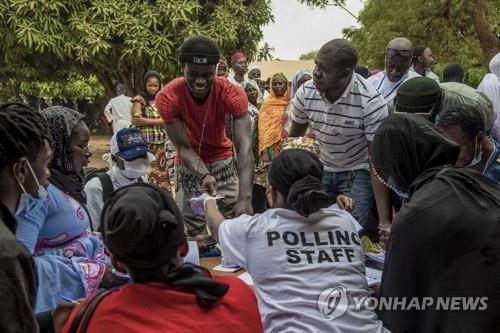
[0,102,52,168]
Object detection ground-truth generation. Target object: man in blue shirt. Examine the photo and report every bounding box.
[437,104,500,184]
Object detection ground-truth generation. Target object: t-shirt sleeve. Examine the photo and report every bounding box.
[156,85,180,123]
[363,94,388,141]
[225,83,248,117]
[291,85,309,124]
[15,196,50,254]
[218,214,252,268]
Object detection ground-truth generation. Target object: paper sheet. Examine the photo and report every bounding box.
[212,264,242,273]
[365,267,383,286]
[238,272,254,286]
[366,251,385,264]
[184,241,200,266]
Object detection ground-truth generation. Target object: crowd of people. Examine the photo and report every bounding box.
[1,33,499,333]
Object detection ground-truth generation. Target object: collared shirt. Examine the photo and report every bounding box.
[84,166,144,230]
[484,139,500,184]
[104,94,132,133]
[367,70,420,101]
[292,74,388,172]
[410,66,440,82]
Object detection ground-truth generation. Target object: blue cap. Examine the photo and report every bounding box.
[111,128,149,160]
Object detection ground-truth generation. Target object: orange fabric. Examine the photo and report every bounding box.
[258,87,290,153]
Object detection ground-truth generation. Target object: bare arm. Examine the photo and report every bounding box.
[165,120,210,179]
[232,112,254,215]
[289,120,309,137]
[368,142,392,227]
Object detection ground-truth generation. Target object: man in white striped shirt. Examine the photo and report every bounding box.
[289,39,388,235]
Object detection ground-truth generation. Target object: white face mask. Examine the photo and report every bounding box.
[465,136,483,168]
[119,157,151,179]
[15,160,48,215]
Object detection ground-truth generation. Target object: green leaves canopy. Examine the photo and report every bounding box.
[0,0,274,99]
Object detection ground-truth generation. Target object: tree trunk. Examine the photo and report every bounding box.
[133,65,145,96]
[95,72,114,99]
[462,0,500,66]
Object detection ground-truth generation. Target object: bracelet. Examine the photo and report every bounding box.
[200,173,213,184]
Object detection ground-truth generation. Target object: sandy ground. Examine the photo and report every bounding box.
[89,134,112,169]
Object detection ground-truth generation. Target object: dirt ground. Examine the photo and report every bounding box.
[89,134,112,169]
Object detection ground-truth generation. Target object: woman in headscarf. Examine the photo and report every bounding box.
[477,52,500,141]
[290,68,312,98]
[131,71,173,192]
[194,149,388,332]
[62,183,263,333]
[15,106,123,313]
[371,113,500,332]
[256,72,290,186]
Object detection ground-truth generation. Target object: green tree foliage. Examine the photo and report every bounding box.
[0,0,274,99]
[342,0,499,87]
[299,50,319,60]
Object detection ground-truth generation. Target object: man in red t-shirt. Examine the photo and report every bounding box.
[156,35,254,248]
[62,184,263,333]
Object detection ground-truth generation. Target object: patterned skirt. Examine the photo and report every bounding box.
[148,142,172,193]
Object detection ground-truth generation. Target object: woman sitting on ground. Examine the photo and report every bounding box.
[197,149,387,332]
[62,183,263,333]
[16,106,125,313]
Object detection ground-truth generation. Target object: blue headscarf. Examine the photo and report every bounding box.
[291,69,312,98]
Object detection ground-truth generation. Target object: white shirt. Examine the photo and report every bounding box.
[410,66,440,82]
[368,70,420,101]
[104,94,133,133]
[219,205,386,333]
[84,166,143,230]
[292,75,388,172]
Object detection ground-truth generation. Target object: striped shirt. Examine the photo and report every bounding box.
[292,74,388,172]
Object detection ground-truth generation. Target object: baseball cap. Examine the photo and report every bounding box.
[111,128,150,160]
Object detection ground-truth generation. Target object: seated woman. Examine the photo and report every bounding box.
[16,106,122,313]
[62,183,263,333]
[199,149,387,332]
[372,113,500,332]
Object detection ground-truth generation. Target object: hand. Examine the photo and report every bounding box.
[231,197,253,217]
[200,174,217,195]
[52,302,78,333]
[132,116,149,126]
[99,265,129,289]
[337,194,354,212]
[130,95,145,106]
[378,222,391,247]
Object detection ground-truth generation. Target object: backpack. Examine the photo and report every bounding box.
[83,167,114,203]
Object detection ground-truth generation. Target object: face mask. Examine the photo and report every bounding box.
[465,136,483,167]
[15,160,48,215]
[120,157,151,179]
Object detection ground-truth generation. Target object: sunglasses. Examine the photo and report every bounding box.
[385,48,413,58]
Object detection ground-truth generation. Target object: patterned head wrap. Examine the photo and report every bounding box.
[41,106,85,173]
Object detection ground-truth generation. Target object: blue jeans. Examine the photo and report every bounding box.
[322,169,374,235]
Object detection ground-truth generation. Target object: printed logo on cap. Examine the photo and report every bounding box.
[193,57,208,64]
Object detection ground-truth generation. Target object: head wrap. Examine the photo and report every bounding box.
[41,106,87,204]
[101,183,228,307]
[230,52,245,65]
[394,77,442,120]
[258,72,290,153]
[178,35,220,65]
[248,65,260,74]
[489,52,500,78]
[371,114,459,196]
[141,70,162,101]
[241,79,263,106]
[268,149,329,216]
[291,69,312,97]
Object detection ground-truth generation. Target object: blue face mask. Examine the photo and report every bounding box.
[465,136,483,168]
[15,161,48,216]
